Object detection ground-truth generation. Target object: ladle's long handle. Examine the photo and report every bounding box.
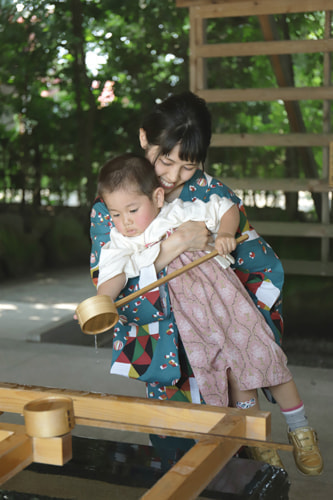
[114,234,248,309]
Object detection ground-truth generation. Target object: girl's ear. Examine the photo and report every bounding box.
[153,187,165,208]
[139,128,148,150]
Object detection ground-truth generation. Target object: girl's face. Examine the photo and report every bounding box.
[103,185,164,237]
[140,132,199,201]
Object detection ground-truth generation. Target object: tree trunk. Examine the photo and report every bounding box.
[70,0,97,205]
[258,14,322,218]
[32,142,42,207]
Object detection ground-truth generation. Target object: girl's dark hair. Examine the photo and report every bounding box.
[97,153,160,199]
[141,91,211,165]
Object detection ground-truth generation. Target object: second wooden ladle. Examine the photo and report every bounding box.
[76,234,248,335]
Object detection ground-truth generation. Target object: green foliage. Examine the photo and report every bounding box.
[202,13,330,186]
[43,212,90,267]
[0,2,330,208]
[0,214,43,279]
[0,208,90,280]
[0,0,190,205]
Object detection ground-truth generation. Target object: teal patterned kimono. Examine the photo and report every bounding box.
[90,170,284,404]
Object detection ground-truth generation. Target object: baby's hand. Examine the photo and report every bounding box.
[214,232,236,256]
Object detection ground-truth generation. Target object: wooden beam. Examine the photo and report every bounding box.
[144,437,241,500]
[196,38,333,58]
[142,415,245,500]
[321,11,332,264]
[214,176,333,193]
[282,258,333,276]
[197,86,333,103]
[176,1,332,18]
[0,423,33,485]
[189,9,206,91]
[211,133,333,148]
[0,385,293,496]
[0,383,270,440]
[330,141,333,186]
[252,221,333,238]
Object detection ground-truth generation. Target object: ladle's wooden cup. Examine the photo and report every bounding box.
[23,397,75,438]
[76,295,117,334]
[76,234,249,335]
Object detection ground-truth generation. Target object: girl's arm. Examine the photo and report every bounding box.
[154,220,211,273]
[214,204,240,255]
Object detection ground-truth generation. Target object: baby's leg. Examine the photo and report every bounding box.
[227,371,284,468]
[228,370,259,410]
[270,379,309,431]
[269,379,323,476]
[269,379,301,410]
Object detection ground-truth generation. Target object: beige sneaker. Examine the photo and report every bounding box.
[245,446,285,469]
[288,427,323,476]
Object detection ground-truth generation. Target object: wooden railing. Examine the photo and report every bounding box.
[176,0,333,275]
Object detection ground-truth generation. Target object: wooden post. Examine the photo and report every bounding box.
[328,142,333,187]
[0,423,33,485]
[32,434,72,466]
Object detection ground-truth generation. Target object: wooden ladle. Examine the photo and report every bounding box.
[76,234,248,335]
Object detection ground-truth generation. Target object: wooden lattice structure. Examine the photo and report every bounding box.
[176,0,333,276]
[0,382,293,499]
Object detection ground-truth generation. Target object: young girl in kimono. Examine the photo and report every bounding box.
[90,91,322,475]
[94,152,322,477]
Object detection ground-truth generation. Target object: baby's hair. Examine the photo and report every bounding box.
[97,153,160,199]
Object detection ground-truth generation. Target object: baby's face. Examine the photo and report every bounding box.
[104,186,164,237]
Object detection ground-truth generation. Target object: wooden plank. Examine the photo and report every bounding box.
[319,12,331,264]
[209,414,246,437]
[0,429,13,441]
[142,416,244,500]
[330,142,333,186]
[177,0,332,18]
[197,38,333,58]
[0,423,33,485]
[143,415,289,500]
[251,221,333,238]
[189,9,206,91]
[197,86,333,103]
[75,415,294,451]
[189,8,197,91]
[215,176,333,193]
[211,132,333,147]
[0,383,270,440]
[143,436,240,500]
[282,258,333,276]
[0,387,291,496]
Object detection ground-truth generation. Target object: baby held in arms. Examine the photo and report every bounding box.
[95,152,323,477]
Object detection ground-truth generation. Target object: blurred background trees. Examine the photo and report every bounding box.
[0,0,330,278]
[0,0,190,207]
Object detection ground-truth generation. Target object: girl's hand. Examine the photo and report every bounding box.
[175,220,212,252]
[214,232,237,256]
[155,221,212,272]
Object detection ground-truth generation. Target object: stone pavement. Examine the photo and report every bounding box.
[0,267,332,499]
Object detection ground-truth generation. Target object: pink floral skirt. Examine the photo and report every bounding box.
[167,252,292,407]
